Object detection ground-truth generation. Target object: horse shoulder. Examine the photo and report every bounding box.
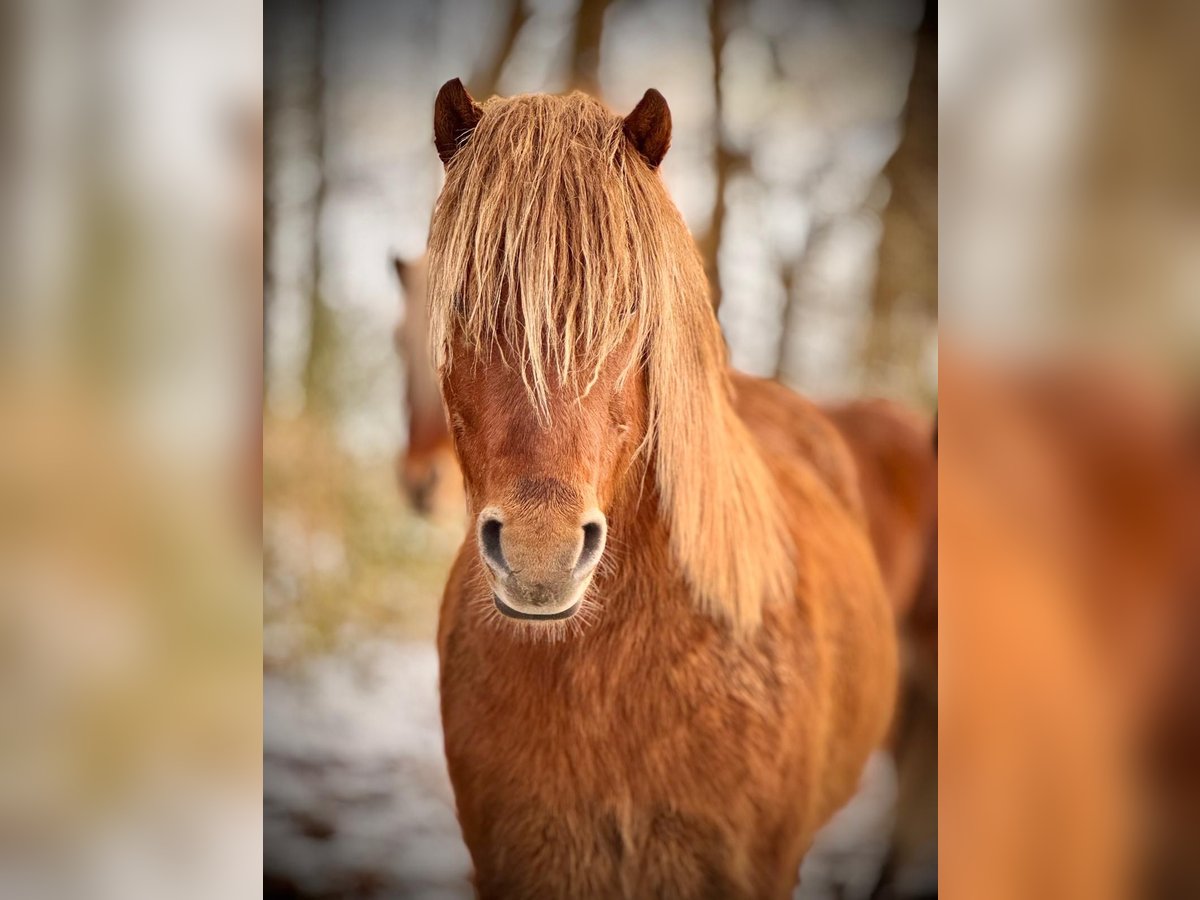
[763,438,900,827]
[729,371,866,523]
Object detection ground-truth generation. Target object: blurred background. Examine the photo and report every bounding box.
[938,2,1200,898]
[263,0,936,897]
[1,0,1195,895]
[2,0,262,898]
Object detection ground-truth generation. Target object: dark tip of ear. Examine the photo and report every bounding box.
[623,88,672,169]
[434,78,483,166]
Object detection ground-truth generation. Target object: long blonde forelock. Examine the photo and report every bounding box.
[427,91,793,631]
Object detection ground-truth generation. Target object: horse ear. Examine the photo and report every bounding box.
[622,89,671,169]
[434,78,483,166]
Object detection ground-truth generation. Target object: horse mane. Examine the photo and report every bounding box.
[426,91,793,630]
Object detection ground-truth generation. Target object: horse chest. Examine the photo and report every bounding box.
[468,800,763,900]
[442,632,803,898]
[446,632,789,791]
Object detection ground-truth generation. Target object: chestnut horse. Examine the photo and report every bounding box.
[391,254,464,521]
[428,80,897,899]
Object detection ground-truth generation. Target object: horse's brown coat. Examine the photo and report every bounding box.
[824,398,936,620]
[428,84,897,899]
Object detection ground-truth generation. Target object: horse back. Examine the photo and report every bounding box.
[824,398,937,620]
[730,372,865,523]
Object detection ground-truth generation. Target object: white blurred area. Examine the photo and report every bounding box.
[941,0,1199,370]
[0,0,262,898]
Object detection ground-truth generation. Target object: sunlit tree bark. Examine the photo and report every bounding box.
[300,0,335,417]
[470,0,531,99]
[697,0,746,311]
[864,0,936,393]
[567,0,613,96]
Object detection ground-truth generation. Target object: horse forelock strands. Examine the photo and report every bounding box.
[427,91,793,630]
[427,92,644,410]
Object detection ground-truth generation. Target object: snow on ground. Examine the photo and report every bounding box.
[264,640,894,899]
[264,641,471,899]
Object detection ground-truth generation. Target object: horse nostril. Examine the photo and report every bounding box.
[479,517,509,574]
[575,518,606,576]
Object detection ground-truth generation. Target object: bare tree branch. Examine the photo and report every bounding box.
[774,215,833,385]
[697,0,747,311]
[301,0,336,417]
[773,260,799,381]
[470,0,532,99]
[567,0,613,95]
[865,0,937,387]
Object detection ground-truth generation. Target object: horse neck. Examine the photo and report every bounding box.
[597,390,736,619]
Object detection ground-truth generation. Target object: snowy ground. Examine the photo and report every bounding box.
[265,642,471,899]
[264,639,896,899]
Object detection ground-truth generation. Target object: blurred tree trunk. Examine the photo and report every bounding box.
[300,0,336,417]
[0,0,17,356]
[697,0,744,311]
[774,261,799,380]
[470,0,531,99]
[263,55,277,406]
[774,220,833,383]
[567,0,613,95]
[864,0,937,391]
